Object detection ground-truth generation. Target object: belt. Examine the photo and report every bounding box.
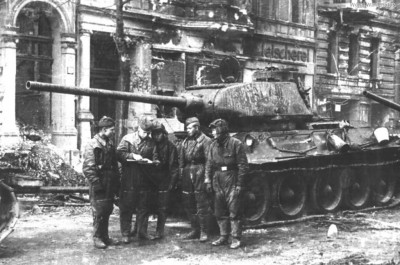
[188,160,204,165]
[216,165,238,172]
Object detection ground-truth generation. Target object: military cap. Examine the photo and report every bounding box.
[209,118,229,134]
[138,115,154,132]
[185,117,200,127]
[152,120,167,134]
[98,116,115,128]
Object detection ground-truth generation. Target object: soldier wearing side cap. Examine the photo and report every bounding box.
[179,117,212,242]
[151,121,179,239]
[116,116,158,243]
[82,116,120,249]
[205,118,248,249]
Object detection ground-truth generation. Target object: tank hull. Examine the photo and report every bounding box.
[236,127,400,223]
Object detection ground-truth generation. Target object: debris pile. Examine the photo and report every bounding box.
[0,135,85,188]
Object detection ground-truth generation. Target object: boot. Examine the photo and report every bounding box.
[93,237,107,249]
[130,220,138,237]
[212,219,229,246]
[199,215,209,242]
[154,211,167,240]
[103,237,118,246]
[212,235,228,246]
[137,208,154,240]
[183,214,200,239]
[121,236,132,244]
[230,237,241,249]
[230,220,242,241]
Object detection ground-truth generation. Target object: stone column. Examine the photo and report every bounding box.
[0,27,20,145]
[51,33,77,149]
[128,41,154,133]
[394,51,400,121]
[77,29,93,150]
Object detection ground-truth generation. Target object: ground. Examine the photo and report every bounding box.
[1,203,400,265]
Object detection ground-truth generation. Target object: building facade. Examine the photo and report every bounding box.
[0,0,317,152]
[317,0,400,127]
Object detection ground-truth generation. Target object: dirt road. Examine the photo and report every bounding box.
[1,204,400,265]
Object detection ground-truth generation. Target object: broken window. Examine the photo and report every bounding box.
[252,0,275,18]
[370,37,380,80]
[279,0,290,21]
[348,34,360,75]
[90,32,119,121]
[152,52,185,118]
[292,0,302,23]
[15,3,53,130]
[327,30,339,74]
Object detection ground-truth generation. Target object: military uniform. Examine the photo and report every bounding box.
[179,129,212,240]
[152,123,179,238]
[82,133,119,247]
[205,119,248,249]
[117,131,157,240]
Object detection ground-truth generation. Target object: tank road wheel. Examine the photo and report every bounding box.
[343,168,371,210]
[311,170,344,213]
[272,174,307,218]
[371,168,397,206]
[243,173,271,224]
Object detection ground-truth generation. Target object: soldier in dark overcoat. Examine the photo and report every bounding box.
[179,117,212,242]
[82,116,120,249]
[205,118,249,249]
[116,116,157,243]
[151,121,179,239]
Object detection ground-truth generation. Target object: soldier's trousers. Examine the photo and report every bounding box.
[156,190,169,234]
[137,190,157,237]
[213,171,243,238]
[90,184,113,240]
[182,190,211,233]
[119,190,139,236]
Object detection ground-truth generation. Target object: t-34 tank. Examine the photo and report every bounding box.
[26,60,400,224]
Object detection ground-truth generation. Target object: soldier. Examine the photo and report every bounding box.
[117,116,157,243]
[151,121,179,239]
[205,118,249,249]
[82,116,120,249]
[179,117,212,242]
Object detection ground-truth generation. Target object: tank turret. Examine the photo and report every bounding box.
[26,80,312,132]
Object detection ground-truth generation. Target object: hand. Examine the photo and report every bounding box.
[153,160,161,165]
[113,196,120,207]
[132,153,143,160]
[205,183,213,193]
[235,186,243,194]
[92,180,104,193]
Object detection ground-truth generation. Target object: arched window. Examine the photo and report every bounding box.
[15,3,54,131]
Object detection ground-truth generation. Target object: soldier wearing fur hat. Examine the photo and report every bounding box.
[179,117,212,242]
[82,116,120,249]
[205,118,248,249]
[116,115,158,243]
[151,121,179,239]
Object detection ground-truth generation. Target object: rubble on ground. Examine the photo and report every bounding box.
[0,131,85,188]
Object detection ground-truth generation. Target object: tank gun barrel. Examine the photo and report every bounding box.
[26,81,204,109]
[363,90,400,112]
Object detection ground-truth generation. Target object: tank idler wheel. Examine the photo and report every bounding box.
[311,170,344,213]
[243,173,271,224]
[343,169,371,210]
[272,174,307,218]
[371,170,397,206]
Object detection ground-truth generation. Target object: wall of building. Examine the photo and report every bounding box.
[316,1,400,127]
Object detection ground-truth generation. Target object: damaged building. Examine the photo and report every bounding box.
[2,0,316,154]
[317,0,400,127]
